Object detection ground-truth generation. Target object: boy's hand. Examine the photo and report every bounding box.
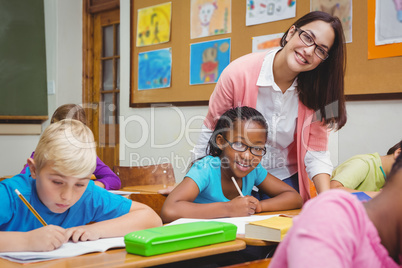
[228,196,259,216]
[26,225,67,251]
[66,226,101,242]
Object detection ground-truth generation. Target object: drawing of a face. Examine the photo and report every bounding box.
[198,1,217,25]
[202,47,217,62]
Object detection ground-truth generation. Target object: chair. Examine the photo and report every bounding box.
[113,163,176,215]
[113,163,175,188]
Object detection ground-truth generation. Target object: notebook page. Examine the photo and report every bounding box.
[167,215,280,234]
[0,237,125,264]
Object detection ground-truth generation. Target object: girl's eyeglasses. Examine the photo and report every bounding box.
[222,136,266,156]
[295,27,329,60]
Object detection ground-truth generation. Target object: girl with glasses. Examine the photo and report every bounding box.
[161,107,302,223]
[192,11,347,203]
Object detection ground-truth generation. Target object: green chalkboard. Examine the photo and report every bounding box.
[0,0,47,118]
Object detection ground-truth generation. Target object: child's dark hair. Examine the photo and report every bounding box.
[387,140,402,155]
[51,104,87,125]
[388,141,402,179]
[207,106,268,157]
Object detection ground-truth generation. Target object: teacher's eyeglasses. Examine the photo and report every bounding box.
[295,27,329,60]
[222,136,266,156]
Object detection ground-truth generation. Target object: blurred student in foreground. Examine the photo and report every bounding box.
[270,141,402,267]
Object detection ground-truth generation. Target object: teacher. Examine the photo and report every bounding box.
[193,11,347,202]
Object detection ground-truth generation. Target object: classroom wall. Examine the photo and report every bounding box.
[0,0,401,181]
[0,0,83,175]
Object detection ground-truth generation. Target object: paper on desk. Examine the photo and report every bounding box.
[108,190,140,195]
[167,215,280,235]
[0,237,125,264]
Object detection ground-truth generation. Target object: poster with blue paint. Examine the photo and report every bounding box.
[138,48,172,90]
[190,38,231,85]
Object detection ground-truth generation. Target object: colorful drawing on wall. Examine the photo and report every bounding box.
[190,38,231,85]
[136,2,172,47]
[368,0,402,59]
[375,0,402,46]
[310,0,352,43]
[246,0,296,26]
[138,48,172,90]
[190,0,232,39]
[252,33,283,52]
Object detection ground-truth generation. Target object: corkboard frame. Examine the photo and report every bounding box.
[130,0,402,107]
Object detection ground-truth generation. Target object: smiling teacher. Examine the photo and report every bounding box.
[193,11,348,202]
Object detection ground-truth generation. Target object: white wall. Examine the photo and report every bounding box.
[338,100,402,159]
[1,0,401,182]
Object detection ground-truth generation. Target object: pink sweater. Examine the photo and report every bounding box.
[270,190,401,267]
[204,51,328,202]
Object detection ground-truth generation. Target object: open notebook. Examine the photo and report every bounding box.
[167,214,280,235]
[0,237,125,264]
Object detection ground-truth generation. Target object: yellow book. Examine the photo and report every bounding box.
[245,216,293,242]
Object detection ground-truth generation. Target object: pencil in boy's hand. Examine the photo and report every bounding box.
[231,177,244,197]
[15,189,48,226]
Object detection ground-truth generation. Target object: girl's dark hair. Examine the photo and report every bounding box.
[388,141,402,179]
[387,140,402,155]
[207,106,268,157]
[280,11,347,130]
[51,104,87,125]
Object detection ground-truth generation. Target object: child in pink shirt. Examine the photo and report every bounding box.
[270,141,402,267]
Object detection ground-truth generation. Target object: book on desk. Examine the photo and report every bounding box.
[244,216,293,242]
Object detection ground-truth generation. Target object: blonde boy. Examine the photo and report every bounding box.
[0,120,162,252]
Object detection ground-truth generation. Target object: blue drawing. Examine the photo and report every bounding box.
[138,48,172,90]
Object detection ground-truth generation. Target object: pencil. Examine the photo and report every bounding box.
[231,177,244,197]
[15,189,48,226]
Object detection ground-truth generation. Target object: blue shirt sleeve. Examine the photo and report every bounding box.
[186,156,220,193]
[254,163,268,186]
[87,183,132,223]
[0,182,14,228]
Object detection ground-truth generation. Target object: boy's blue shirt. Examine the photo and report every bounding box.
[186,156,268,204]
[0,169,132,231]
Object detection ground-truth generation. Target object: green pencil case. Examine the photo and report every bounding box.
[124,221,237,256]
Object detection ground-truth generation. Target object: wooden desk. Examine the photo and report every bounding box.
[0,175,13,182]
[122,184,176,194]
[237,209,301,247]
[121,185,176,215]
[0,240,246,268]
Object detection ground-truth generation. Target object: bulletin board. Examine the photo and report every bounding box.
[130,0,402,107]
[0,0,48,122]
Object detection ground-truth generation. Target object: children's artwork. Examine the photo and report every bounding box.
[246,0,296,26]
[190,38,231,85]
[375,0,402,46]
[368,0,402,59]
[310,0,352,43]
[138,48,172,90]
[190,0,232,39]
[252,33,283,52]
[136,2,172,47]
